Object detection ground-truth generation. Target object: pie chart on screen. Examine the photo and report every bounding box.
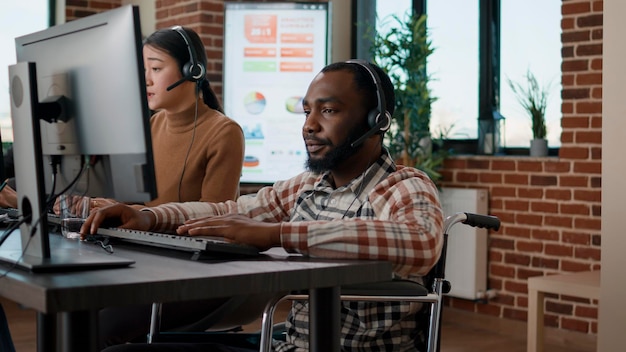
[244,91,266,115]
[285,96,304,114]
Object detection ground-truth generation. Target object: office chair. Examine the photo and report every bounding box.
[255,212,500,352]
[146,212,500,352]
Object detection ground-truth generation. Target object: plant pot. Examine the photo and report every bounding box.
[530,138,548,157]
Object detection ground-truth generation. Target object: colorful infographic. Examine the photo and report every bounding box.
[224,3,329,183]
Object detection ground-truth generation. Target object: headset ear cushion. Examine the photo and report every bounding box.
[379,111,391,132]
[181,62,205,82]
[368,110,391,133]
[368,110,380,129]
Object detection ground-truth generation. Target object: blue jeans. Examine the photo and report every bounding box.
[0,303,16,352]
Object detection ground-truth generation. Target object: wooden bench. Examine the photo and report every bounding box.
[527,270,600,352]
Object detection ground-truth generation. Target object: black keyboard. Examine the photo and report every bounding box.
[0,207,19,219]
[95,227,260,258]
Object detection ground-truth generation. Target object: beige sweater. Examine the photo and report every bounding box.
[146,104,244,206]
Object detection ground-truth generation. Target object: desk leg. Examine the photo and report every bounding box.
[59,310,98,352]
[37,313,56,352]
[527,288,544,352]
[309,286,340,352]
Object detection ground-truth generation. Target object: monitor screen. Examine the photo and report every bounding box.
[1,5,155,271]
[14,5,156,203]
[223,2,330,184]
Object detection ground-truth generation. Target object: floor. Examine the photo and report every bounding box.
[1,296,596,351]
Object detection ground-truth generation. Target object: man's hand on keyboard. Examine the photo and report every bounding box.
[0,184,17,209]
[177,214,281,252]
[80,203,156,239]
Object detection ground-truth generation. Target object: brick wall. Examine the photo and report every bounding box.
[67,0,604,337]
[65,0,122,21]
[440,0,603,335]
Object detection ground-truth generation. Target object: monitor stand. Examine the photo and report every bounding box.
[4,62,134,272]
[0,227,134,273]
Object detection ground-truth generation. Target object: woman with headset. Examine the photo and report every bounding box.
[96,26,246,348]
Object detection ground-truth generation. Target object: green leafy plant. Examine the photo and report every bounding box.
[507,70,551,140]
[367,11,447,183]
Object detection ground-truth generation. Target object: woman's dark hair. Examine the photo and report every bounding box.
[321,61,395,117]
[144,26,223,113]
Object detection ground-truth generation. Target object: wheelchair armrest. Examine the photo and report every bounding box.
[340,279,429,296]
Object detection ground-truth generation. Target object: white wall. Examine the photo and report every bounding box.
[599,0,626,349]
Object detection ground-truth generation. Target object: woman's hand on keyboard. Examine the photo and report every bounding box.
[177,214,281,251]
[80,203,156,239]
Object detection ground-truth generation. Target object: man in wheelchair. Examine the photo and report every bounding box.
[85,60,444,352]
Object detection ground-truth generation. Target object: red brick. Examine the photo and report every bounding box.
[530,175,558,186]
[479,173,502,183]
[576,101,602,114]
[560,203,590,216]
[505,226,532,239]
[562,2,591,15]
[531,201,559,213]
[504,200,530,211]
[559,147,589,159]
[575,305,598,319]
[561,317,590,333]
[560,175,588,187]
[545,244,574,256]
[491,160,516,171]
[575,247,601,261]
[573,161,602,174]
[516,213,543,226]
[576,131,602,144]
[532,229,560,242]
[562,88,590,99]
[503,174,529,185]
[574,189,601,202]
[561,261,594,272]
[491,238,515,250]
[532,257,559,269]
[456,172,479,183]
[591,57,603,70]
[504,280,527,294]
[544,161,571,173]
[491,264,515,277]
[502,307,527,322]
[504,253,531,266]
[516,241,543,253]
[576,72,603,85]
[562,232,591,245]
[544,215,574,228]
[545,189,572,201]
[577,14,603,28]
[517,161,543,172]
[518,188,544,199]
[546,301,573,315]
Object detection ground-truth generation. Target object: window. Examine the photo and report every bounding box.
[500,0,561,148]
[427,0,479,140]
[0,1,49,146]
[370,0,561,151]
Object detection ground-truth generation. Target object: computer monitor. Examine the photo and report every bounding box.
[0,5,157,271]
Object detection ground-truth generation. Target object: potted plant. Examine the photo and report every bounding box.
[367,11,447,184]
[507,70,551,157]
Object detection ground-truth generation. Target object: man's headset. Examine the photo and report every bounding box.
[345,60,392,148]
[167,26,206,91]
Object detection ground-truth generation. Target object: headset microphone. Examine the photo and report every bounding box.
[167,76,188,91]
[350,116,390,148]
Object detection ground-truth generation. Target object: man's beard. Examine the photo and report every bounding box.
[305,125,370,174]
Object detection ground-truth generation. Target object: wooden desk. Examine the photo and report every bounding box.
[527,270,600,352]
[0,232,392,352]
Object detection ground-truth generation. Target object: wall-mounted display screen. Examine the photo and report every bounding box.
[223,2,329,184]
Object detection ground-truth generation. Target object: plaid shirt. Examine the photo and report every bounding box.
[147,151,444,351]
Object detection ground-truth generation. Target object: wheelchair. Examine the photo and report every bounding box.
[146,212,501,352]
